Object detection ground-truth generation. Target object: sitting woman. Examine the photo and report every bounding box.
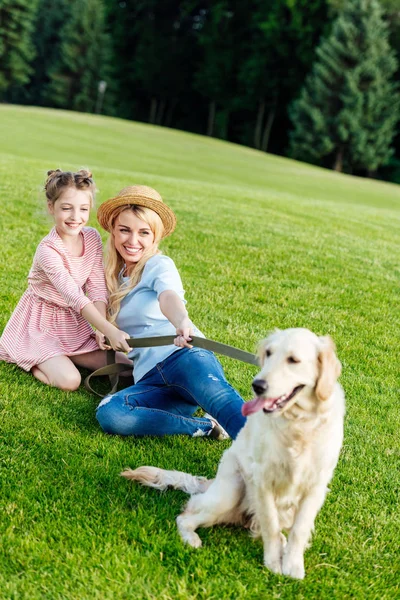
[95,185,246,440]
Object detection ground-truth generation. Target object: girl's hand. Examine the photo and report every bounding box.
[95,331,111,350]
[107,328,131,353]
[174,317,194,348]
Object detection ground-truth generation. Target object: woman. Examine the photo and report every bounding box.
[95,185,246,440]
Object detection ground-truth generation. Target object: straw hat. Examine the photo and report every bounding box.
[97,185,176,237]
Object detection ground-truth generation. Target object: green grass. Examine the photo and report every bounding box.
[0,105,399,599]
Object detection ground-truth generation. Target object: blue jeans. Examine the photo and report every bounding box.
[96,347,246,439]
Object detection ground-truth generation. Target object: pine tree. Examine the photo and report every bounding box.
[129,0,195,127]
[24,0,70,106]
[47,0,111,113]
[238,0,328,152]
[289,0,399,173]
[0,0,38,99]
[193,0,249,139]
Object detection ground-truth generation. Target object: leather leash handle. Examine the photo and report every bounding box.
[84,361,128,397]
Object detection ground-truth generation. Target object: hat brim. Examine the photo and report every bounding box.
[97,194,177,238]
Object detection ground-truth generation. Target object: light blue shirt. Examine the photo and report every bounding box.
[116,254,204,382]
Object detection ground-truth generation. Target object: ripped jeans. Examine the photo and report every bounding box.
[96,347,246,439]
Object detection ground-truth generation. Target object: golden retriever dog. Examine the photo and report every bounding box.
[122,328,345,579]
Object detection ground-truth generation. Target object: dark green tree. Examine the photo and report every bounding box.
[24,0,70,106]
[238,0,329,152]
[289,0,399,173]
[193,0,245,138]
[134,1,195,126]
[47,0,111,113]
[0,0,38,100]
[105,0,201,126]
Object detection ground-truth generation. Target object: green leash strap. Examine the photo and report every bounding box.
[125,335,259,365]
[84,335,258,397]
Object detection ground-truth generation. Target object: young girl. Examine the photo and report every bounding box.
[0,169,130,391]
[95,185,246,440]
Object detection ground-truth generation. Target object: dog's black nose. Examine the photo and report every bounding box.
[252,379,268,396]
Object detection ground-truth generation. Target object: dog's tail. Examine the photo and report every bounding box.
[121,466,213,494]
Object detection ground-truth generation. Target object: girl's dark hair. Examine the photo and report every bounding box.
[44,169,96,205]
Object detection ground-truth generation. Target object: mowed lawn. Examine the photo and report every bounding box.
[0,105,399,599]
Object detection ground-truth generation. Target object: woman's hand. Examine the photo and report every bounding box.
[158,290,194,349]
[174,316,194,348]
[95,330,111,350]
[106,327,131,353]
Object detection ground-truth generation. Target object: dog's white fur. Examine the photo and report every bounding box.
[122,328,345,579]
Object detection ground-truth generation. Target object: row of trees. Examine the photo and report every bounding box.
[1,0,400,179]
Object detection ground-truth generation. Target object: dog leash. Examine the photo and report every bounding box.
[84,335,258,397]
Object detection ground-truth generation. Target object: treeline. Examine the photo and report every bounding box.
[1,0,400,180]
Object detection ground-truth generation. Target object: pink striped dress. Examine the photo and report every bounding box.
[0,227,108,371]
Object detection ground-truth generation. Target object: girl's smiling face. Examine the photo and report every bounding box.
[113,210,155,266]
[48,187,91,238]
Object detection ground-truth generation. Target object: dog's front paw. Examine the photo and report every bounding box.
[264,558,282,575]
[264,550,282,575]
[282,553,305,580]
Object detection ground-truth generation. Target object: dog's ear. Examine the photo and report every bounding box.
[256,329,281,365]
[256,338,268,365]
[315,336,341,401]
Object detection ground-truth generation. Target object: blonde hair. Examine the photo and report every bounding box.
[105,205,165,323]
[44,168,96,206]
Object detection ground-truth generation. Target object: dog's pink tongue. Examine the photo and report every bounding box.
[242,397,268,416]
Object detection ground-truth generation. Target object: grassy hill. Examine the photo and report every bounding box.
[0,105,399,599]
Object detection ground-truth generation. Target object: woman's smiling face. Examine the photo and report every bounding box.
[113,210,155,266]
